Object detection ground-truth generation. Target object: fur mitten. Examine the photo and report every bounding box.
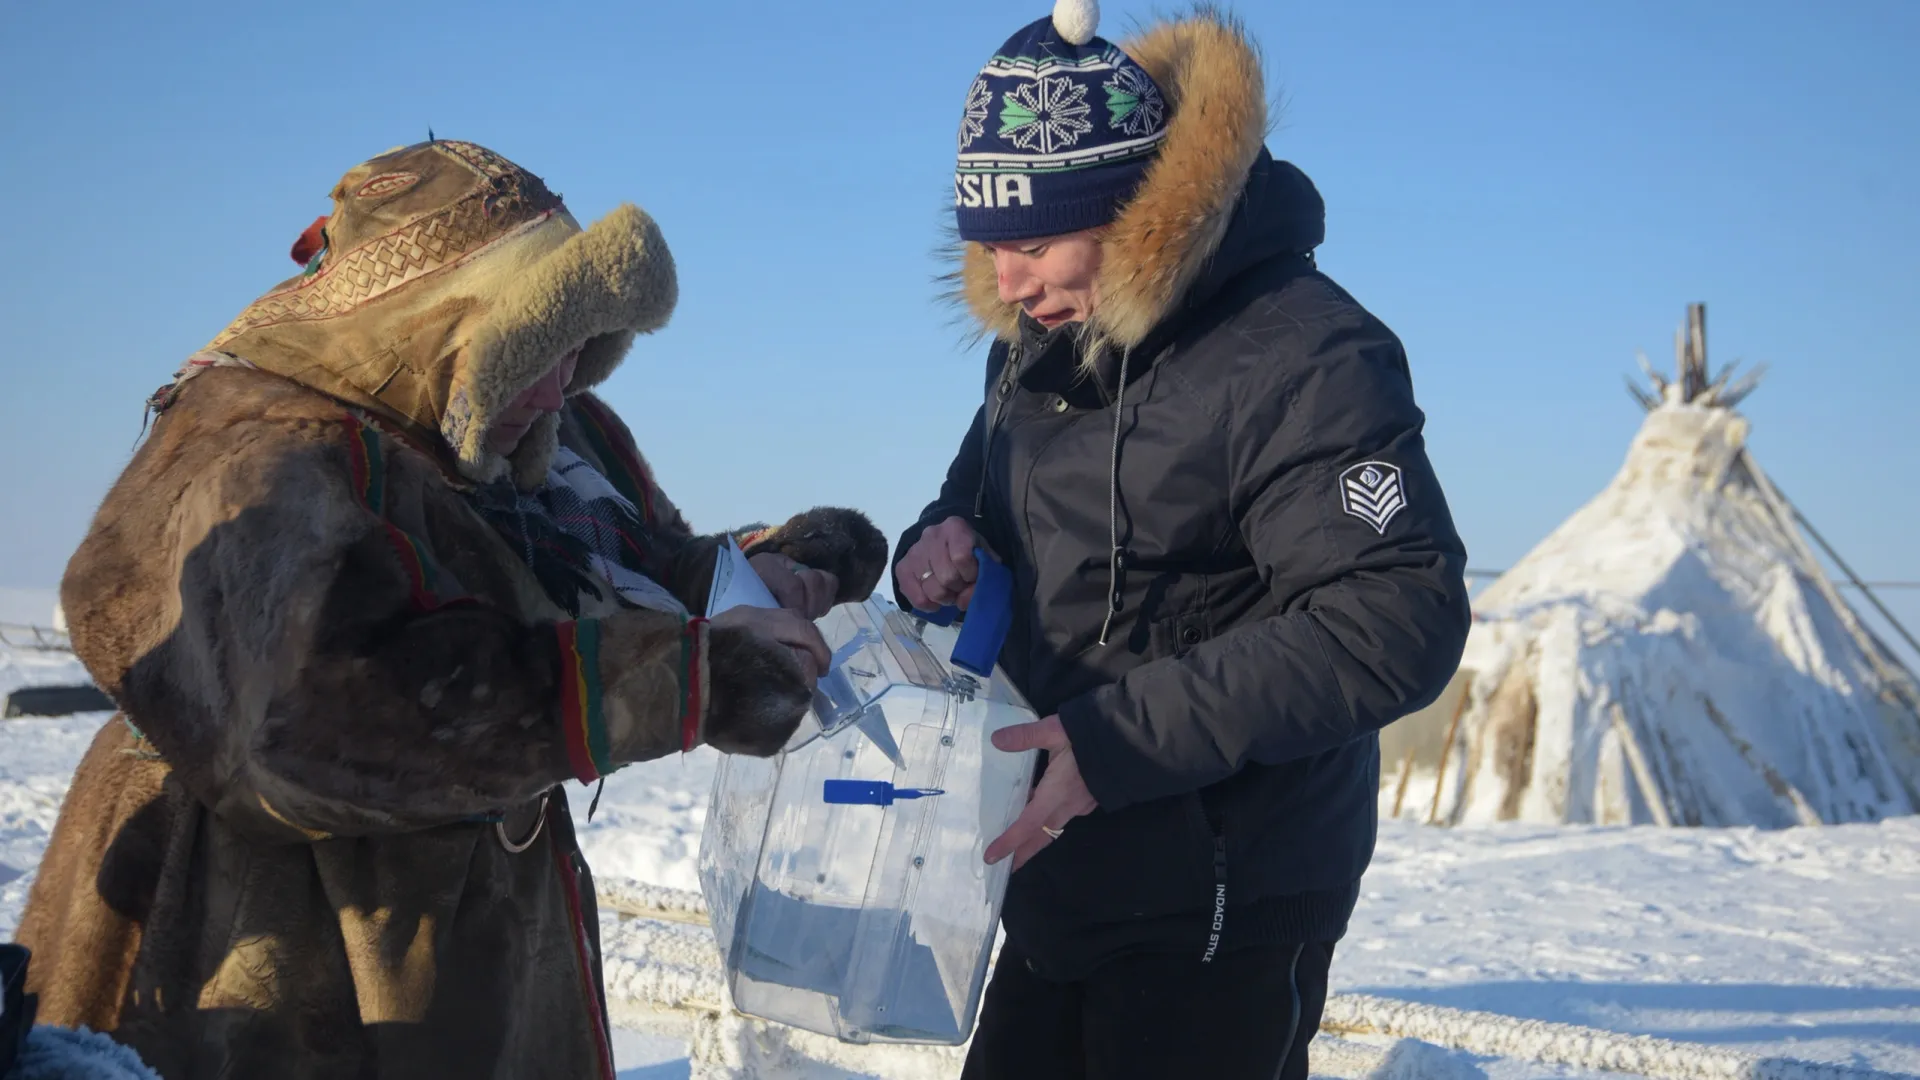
[702,626,813,755]
[738,507,889,603]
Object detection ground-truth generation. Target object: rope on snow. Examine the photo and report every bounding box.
[1321,993,1905,1080]
[596,878,708,925]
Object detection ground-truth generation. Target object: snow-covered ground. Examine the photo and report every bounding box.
[1347,816,1920,1075]
[6,642,1918,1078]
[0,640,95,939]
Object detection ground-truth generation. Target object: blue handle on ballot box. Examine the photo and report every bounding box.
[914,547,1012,678]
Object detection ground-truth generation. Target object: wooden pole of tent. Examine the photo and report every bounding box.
[1389,745,1417,819]
[1425,686,1473,825]
[1743,454,1920,718]
[1685,303,1709,401]
[1788,501,1920,661]
[1611,704,1675,827]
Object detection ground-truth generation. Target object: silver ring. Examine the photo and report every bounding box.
[918,569,936,582]
[1041,825,1064,840]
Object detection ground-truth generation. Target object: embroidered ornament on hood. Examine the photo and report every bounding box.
[1340,461,1406,534]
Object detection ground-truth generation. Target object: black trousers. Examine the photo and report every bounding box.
[960,941,1335,1080]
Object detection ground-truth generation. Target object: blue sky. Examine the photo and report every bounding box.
[2,0,1916,651]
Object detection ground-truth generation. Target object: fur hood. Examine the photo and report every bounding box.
[203,140,676,489]
[955,10,1270,349]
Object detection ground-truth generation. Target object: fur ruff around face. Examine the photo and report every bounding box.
[954,10,1268,351]
[204,140,677,490]
[448,202,676,489]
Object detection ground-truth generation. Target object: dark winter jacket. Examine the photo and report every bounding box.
[895,13,1470,980]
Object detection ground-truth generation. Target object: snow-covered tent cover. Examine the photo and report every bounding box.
[1412,307,1920,828]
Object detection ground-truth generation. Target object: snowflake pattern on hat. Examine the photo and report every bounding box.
[999,77,1094,153]
[959,77,992,152]
[1103,66,1164,138]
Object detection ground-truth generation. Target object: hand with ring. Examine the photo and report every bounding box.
[983,715,1097,870]
[896,516,986,613]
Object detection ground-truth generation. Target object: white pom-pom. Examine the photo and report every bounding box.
[1052,0,1099,45]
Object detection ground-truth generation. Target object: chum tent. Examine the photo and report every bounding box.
[1386,305,1920,828]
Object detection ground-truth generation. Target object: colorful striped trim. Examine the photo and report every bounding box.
[679,617,709,752]
[380,521,443,610]
[734,526,776,553]
[344,410,385,511]
[569,395,658,526]
[557,620,611,783]
[340,411,458,611]
[553,843,618,1080]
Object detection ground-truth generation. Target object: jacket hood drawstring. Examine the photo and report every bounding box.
[1097,344,1132,647]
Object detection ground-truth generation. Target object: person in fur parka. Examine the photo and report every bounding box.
[895,4,1471,1077]
[14,139,887,1080]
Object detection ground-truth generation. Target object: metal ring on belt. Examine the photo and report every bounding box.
[495,792,550,854]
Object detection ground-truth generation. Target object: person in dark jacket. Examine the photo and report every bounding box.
[893,4,1471,1077]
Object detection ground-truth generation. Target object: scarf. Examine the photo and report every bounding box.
[468,447,687,617]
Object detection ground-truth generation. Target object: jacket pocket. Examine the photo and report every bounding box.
[1024,790,1218,923]
[1146,611,1212,660]
[1215,745,1380,899]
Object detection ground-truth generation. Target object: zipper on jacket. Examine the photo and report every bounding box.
[974,341,1022,519]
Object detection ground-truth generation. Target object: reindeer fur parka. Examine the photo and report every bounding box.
[17,140,885,1080]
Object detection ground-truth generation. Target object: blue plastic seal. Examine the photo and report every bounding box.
[822,780,945,806]
[914,547,1013,678]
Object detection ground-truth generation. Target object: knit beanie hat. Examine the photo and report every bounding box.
[954,0,1167,242]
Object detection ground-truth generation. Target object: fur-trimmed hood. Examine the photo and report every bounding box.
[203,140,676,489]
[955,10,1324,352]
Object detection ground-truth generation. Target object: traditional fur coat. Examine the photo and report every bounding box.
[16,140,884,1079]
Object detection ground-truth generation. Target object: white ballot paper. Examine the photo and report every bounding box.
[707,534,781,616]
[705,536,905,765]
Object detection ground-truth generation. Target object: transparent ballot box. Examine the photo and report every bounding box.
[697,577,1035,1045]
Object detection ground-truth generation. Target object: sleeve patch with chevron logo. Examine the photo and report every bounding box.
[1339,461,1407,534]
